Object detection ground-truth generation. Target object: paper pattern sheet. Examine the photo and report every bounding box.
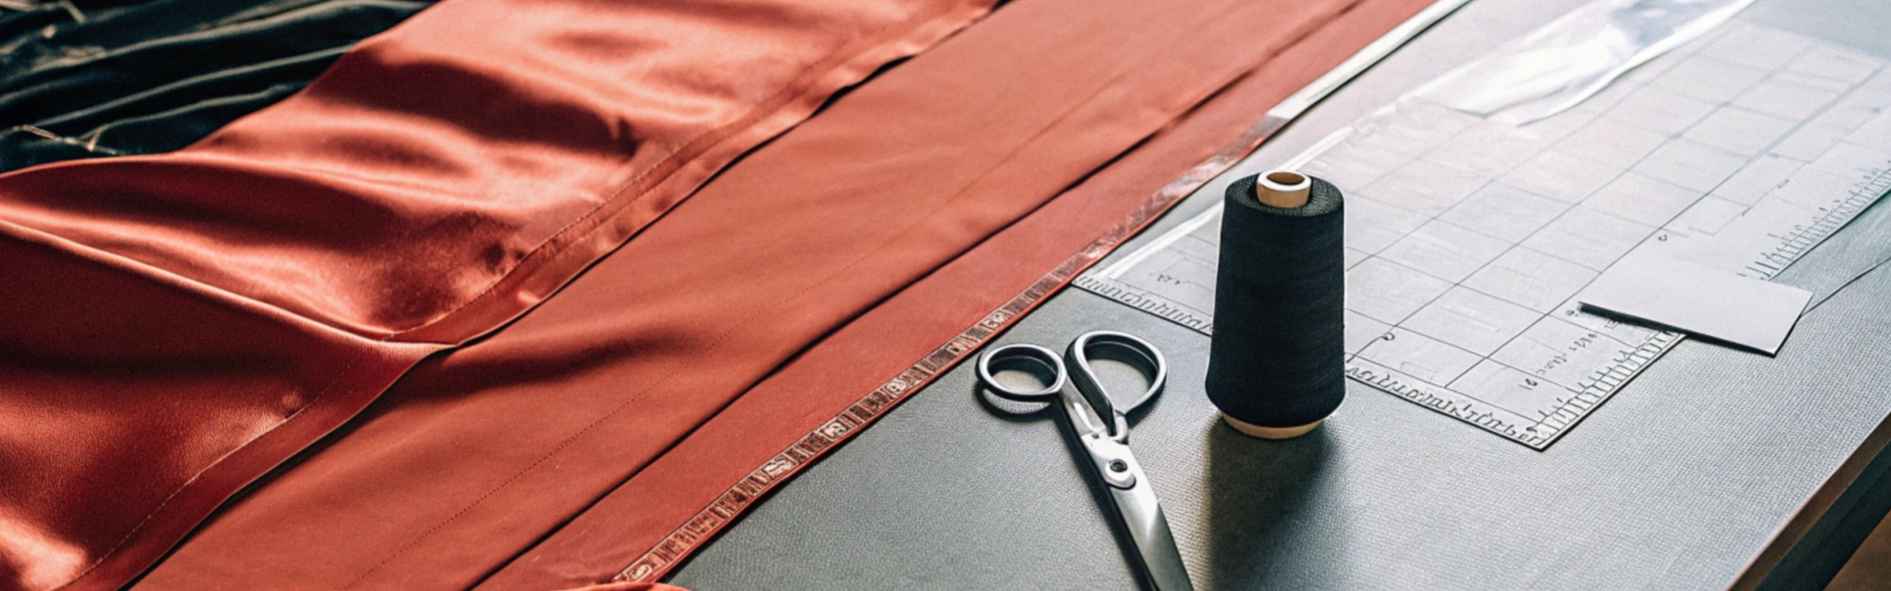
[1579,251,1812,355]
[1077,21,1891,449]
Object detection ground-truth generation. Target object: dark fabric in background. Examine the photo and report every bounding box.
[0,0,430,172]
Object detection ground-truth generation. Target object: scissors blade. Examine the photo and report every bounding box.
[1079,435,1193,591]
[1108,476,1193,591]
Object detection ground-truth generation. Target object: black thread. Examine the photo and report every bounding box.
[1204,173,1346,428]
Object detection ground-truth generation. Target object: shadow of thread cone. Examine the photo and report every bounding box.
[1202,419,1339,588]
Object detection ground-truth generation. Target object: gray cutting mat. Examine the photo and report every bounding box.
[1078,20,1891,449]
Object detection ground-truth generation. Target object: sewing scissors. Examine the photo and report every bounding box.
[975,330,1193,591]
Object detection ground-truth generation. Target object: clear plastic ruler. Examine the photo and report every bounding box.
[1077,21,1891,449]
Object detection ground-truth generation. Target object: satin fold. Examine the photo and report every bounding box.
[0,1,993,589]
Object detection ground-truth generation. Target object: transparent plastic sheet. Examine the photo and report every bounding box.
[1417,0,1754,124]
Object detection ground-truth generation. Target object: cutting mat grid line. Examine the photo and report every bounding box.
[1078,21,1891,449]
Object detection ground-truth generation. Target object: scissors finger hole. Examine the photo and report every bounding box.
[976,344,1065,400]
[1079,354,1159,406]
[1070,332,1167,413]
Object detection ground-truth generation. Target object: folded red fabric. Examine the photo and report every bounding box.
[0,1,992,589]
[127,0,1428,588]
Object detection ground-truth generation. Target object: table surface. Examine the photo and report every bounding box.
[671,0,1891,588]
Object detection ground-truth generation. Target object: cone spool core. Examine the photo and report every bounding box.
[1254,169,1311,208]
[1223,414,1325,439]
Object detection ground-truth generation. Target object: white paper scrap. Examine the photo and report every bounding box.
[1579,252,1810,355]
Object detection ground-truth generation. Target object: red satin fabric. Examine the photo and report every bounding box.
[1,0,1429,588]
[0,1,992,589]
[125,0,1425,588]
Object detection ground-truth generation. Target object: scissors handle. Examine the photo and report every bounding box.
[973,339,1132,442]
[975,343,1067,401]
[1065,331,1167,439]
[976,332,1189,590]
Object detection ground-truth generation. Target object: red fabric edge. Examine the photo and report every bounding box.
[561,583,689,591]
